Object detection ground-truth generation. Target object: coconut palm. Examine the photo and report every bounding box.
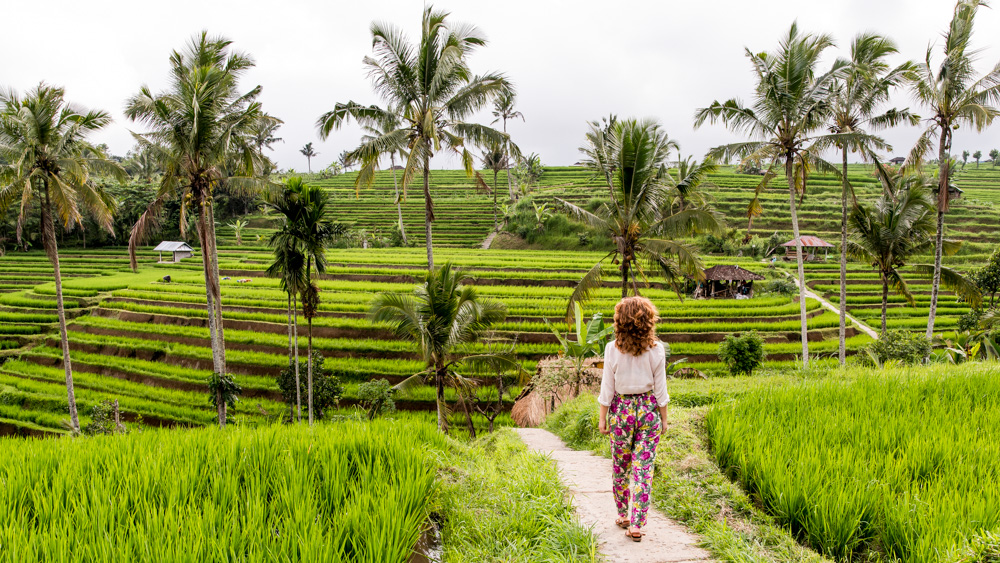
[663,156,718,214]
[492,90,524,201]
[481,143,508,229]
[317,6,515,269]
[847,174,980,334]
[559,118,722,316]
[343,106,410,244]
[0,84,126,434]
[125,32,278,426]
[300,142,318,173]
[825,33,918,365]
[905,0,1000,343]
[370,263,513,433]
[695,23,846,367]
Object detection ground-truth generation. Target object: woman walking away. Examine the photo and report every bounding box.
[597,296,669,542]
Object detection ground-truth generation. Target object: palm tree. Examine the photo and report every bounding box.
[342,105,411,244]
[695,23,845,368]
[481,143,508,229]
[906,0,1000,343]
[663,156,718,214]
[125,32,278,427]
[370,263,512,433]
[265,178,309,422]
[0,84,125,434]
[559,118,722,315]
[317,6,514,269]
[491,90,524,201]
[300,142,318,173]
[847,174,980,334]
[826,32,917,366]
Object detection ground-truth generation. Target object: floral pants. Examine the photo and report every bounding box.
[609,391,661,528]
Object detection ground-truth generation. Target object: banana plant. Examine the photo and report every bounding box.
[544,302,614,396]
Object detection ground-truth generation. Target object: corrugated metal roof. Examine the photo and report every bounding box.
[781,236,834,248]
[154,241,193,252]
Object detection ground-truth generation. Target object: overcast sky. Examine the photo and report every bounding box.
[4,0,1000,170]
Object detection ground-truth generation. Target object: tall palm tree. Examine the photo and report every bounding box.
[695,23,846,368]
[125,32,278,427]
[663,156,718,214]
[345,105,410,244]
[0,84,125,434]
[559,118,722,315]
[826,33,917,365]
[317,6,515,269]
[847,174,979,334]
[267,237,306,422]
[906,0,1000,343]
[300,142,317,173]
[370,263,512,433]
[492,90,524,201]
[481,143,508,229]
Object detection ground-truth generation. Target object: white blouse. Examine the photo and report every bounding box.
[597,340,670,407]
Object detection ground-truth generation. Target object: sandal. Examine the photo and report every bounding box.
[615,517,629,529]
[626,528,643,542]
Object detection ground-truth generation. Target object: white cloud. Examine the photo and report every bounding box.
[4,0,998,168]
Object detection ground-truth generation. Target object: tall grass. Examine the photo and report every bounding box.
[0,421,445,562]
[706,363,1000,562]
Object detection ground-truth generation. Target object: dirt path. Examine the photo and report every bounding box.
[787,273,879,340]
[481,229,500,250]
[515,428,711,563]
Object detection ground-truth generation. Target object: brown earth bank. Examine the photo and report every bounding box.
[0,420,53,438]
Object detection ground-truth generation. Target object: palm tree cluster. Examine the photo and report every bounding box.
[696,0,999,365]
[266,177,337,425]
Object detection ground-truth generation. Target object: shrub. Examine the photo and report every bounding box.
[717,330,766,376]
[277,351,344,421]
[860,330,931,367]
[356,379,396,419]
[82,399,129,436]
[759,278,797,296]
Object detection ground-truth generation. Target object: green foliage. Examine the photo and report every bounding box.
[707,364,1000,563]
[0,421,443,561]
[277,352,343,421]
[861,330,932,367]
[717,330,766,376]
[207,372,242,415]
[544,393,604,451]
[759,278,797,296]
[82,399,129,436]
[969,247,1000,308]
[356,379,396,419]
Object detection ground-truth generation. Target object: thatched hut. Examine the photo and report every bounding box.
[692,265,765,299]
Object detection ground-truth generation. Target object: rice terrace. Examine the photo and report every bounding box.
[1,1,1000,562]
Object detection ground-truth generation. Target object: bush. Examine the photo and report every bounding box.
[860,330,931,367]
[718,330,766,376]
[759,278,797,296]
[82,399,129,436]
[357,379,396,419]
[277,351,344,421]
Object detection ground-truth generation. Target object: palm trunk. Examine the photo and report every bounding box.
[839,146,849,366]
[423,152,434,269]
[390,154,407,244]
[286,292,294,421]
[621,259,629,298]
[306,257,314,426]
[436,367,447,433]
[493,170,499,231]
[786,156,810,368]
[881,274,889,336]
[196,202,226,427]
[926,129,951,350]
[504,121,515,201]
[293,292,301,423]
[41,189,80,434]
[307,156,312,174]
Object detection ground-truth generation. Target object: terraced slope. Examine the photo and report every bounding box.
[0,248,870,436]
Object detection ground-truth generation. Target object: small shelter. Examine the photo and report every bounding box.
[782,236,834,262]
[154,241,193,263]
[889,156,906,165]
[692,265,765,299]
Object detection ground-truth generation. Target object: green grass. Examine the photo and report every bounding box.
[706,362,1000,563]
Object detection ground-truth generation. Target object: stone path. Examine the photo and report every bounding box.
[786,272,879,339]
[516,428,711,563]
[481,228,500,250]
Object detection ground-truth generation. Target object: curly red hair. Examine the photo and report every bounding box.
[613,296,659,356]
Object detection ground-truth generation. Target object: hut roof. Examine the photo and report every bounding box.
[781,236,834,248]
[702,265,765,281]
[154,241,193,252]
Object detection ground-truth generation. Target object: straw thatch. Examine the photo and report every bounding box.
[511,356,603,427]
[701,265,765,282]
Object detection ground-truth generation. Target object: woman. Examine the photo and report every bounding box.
[597,296,669,542]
